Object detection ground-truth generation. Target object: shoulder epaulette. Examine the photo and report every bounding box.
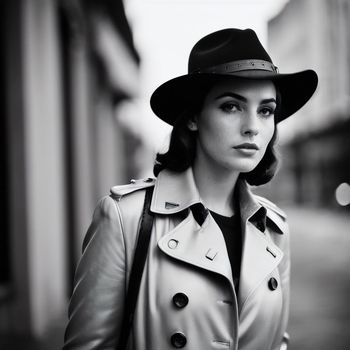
[255,195,288,235]
[255,195,287,220]
[110,177,155,201]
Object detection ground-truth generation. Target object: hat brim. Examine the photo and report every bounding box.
[150,70,318,125]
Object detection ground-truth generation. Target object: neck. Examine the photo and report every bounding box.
[192,156,240,217]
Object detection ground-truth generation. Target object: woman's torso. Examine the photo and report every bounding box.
[63,168,290,350]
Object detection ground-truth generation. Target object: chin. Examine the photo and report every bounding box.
[225,159,260,173]
[237,166,258,174]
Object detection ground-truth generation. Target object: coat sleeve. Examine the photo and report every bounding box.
[62,196,126,350]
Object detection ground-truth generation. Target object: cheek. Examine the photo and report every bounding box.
[197,110,225,140]
[262,123,275,148]
[198,106,241,137]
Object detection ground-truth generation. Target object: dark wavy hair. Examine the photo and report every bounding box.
[153,84,281,186]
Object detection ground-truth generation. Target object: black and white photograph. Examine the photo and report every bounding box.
[1,1,350,349]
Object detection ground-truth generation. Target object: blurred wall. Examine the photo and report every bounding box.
[264,0,350,209]
[0,0,143,343]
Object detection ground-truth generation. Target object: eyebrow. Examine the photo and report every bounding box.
[215,92,277,104]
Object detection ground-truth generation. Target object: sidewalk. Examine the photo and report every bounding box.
[286,206,350,350]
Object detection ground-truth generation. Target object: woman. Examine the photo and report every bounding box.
[63,28,318,350]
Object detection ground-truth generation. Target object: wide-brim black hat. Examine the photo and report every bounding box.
[150,28,318,125]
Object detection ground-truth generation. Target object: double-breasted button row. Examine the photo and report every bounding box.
[171,332,187,348]
[171,293,188,347]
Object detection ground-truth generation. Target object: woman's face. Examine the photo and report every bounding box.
[191,78,276,174]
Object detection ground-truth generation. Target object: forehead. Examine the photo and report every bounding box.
[204,78,276,101]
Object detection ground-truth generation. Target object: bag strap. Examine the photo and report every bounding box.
[116,185,155,350]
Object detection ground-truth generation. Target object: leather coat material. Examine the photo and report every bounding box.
[63,168,290,350]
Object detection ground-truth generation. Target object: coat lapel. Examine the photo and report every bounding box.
[237,180,284,311]
[238,221,283,310]
[157,210,235,292]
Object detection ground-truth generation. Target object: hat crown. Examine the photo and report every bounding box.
[188,28,273,73]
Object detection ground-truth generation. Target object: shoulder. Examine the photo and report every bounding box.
[89,177,155,223]
[83,177,156,251]
[109,177,156,220]
[254,195,289,235]
[254,195,287,220]
[110,177,155,201]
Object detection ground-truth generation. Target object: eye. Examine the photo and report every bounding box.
[259,106,275,118]
[220,102,241,113]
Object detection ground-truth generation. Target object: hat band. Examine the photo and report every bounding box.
[192,59,279,74]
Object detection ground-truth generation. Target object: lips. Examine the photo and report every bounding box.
[233,143,259,150]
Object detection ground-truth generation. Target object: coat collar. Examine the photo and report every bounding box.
[151,167,269,232]
[150,168,201,214]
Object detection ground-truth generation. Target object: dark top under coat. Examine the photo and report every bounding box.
[210,210,242,294]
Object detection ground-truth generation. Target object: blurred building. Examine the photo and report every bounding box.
[266,0,350,209]
[0,0,145,347]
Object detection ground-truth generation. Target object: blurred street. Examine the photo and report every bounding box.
[287,206,350,350]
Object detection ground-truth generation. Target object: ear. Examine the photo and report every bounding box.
[187,116,198,131]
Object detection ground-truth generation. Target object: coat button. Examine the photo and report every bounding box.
[268,277,278,290]
[171,332,187,348]
[173,293,189,308]
[168,239,178,249]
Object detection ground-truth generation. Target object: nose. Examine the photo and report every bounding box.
[241,112,259,137]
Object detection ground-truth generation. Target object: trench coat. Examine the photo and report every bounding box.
[63,167,290,350]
